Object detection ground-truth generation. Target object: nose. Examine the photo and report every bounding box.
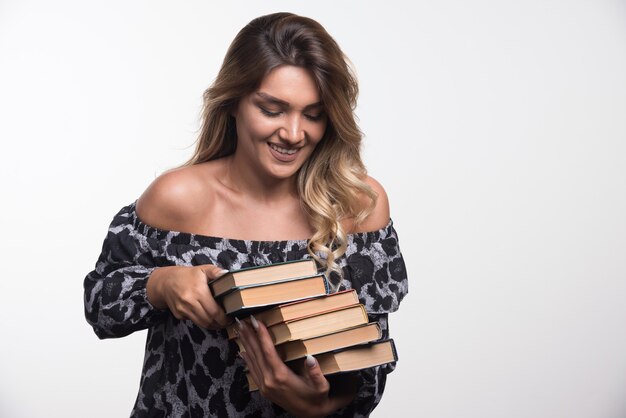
[278,114,305,144]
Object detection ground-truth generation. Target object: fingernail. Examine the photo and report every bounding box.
[305,355,316,368]
[235,317,242,330]
[250,315,259,330]
[218,269,229,277]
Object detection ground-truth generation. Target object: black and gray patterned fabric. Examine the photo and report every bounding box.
[84,202,408,417]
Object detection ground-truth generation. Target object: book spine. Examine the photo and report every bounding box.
[321,274,330,295]
[357,304,368,321]
[388,338,399,362]
[375,323,383,340]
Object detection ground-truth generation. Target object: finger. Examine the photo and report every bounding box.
[238,322,265,388]
[183,302,212,329]
[197,294,231,328]
[170,298,194,323]
[188,269,232,328]
[176,297,215,329]
[303,355,329,391]
[252,317,290,372]
[238,318,275,377]
[239,350,262,391]
[170,307,186,321]
[244,316,297,393]
[237,318,259,362]
[198,264,229,281]
[240,317,273,375]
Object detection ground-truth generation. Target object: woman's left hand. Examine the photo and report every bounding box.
[237,316,357,418]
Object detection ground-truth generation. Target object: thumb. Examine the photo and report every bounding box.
[304,355,328,390]
[198,264,229,281]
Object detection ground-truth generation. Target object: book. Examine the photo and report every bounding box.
[225,290,360,339]
[274,322,382,362]
[263,304,368,345]
[210,259,318,298]
[246,339,398,391]
[220,274,329,315]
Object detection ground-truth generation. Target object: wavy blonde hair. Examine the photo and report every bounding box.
[184,12,376,279]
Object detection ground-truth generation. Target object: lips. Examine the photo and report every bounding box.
[268,143,300,162]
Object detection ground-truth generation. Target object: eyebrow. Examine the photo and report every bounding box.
[255,92,323,109]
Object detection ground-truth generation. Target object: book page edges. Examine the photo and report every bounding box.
[217,273,327,299]
[209,259,317,294]
[225,290,357,339]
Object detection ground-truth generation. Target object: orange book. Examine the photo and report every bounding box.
[275,322,382,362]
[265,304,368,345]
[225,290,359,339]
[247,339,398,391]
[219,274,329,315]
[210,259,318,298]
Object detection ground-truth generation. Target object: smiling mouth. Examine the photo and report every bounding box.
[268,143,298,155]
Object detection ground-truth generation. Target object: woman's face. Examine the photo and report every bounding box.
[233,65,327,181]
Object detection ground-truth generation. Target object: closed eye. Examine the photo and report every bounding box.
[258,105,325,122]
[259,106,281,117]
[304,113,325,122]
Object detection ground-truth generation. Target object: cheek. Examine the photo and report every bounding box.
[237,113,277,141]
[310,123,327,145]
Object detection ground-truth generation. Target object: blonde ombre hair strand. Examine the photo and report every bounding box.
[184,13,376,284]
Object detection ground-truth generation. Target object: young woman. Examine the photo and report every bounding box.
[84,12,408,417]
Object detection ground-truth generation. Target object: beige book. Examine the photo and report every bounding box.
[226,290,359,340]
[247,339,398,391]
[275,322,382,362]
[210,259,317,298]
[220,274,328,315]
[267,304,368,345]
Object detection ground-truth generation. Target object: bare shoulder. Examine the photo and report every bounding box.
[135,163,213,231]
[352,175,391,233]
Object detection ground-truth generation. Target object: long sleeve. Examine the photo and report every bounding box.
[83,204,168,339]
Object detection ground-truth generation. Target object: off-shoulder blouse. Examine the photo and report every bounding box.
[84,202,408,417]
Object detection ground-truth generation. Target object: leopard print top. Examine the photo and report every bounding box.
[84,202,408,417]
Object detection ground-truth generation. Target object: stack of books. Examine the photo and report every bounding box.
[210,259,398,391]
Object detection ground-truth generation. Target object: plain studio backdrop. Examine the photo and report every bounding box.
[1,1,625,417]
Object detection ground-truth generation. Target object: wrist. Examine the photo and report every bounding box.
[146,267,168,309]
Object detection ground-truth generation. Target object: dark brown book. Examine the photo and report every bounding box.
[225,290,360,340]
[246,339,398,391]
[220,274,329,315]
[209,259,318,298]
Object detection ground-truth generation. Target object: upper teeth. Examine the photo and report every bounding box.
[270,144,297,155]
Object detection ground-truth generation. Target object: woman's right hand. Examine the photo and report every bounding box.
[146,264,232,330]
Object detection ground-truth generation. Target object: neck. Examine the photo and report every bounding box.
[221,154,298,204]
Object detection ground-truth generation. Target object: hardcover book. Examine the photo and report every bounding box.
[210,259,318,298]
[246,339,398,391]
[272,322,382,362]
[255,304,368,345]
[219,273,329,315]
[225,290,360,339]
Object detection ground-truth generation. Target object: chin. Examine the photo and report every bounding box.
[264,162,304,180]
[269,168,300,180]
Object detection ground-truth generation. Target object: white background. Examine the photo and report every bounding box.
[1,1,625,417]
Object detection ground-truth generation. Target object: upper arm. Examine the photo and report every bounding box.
[353,176,390,233]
